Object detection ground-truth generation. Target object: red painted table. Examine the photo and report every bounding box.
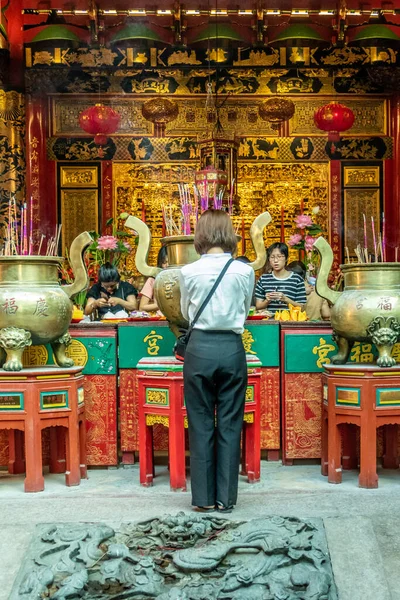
[137,355,262,491]
[322,363,400,488]
[0,365,86,492]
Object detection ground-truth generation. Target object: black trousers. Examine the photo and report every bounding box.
[183,329,247,507]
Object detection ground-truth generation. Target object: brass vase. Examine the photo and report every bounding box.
[314,236,400,367]
[125,212,271,337]
[0,232,92,371]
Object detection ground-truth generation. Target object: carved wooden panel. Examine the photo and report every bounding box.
[60,166,98,188]
[344,189,380,255]
[61,189,99,254]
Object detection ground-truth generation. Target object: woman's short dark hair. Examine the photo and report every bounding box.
[287,260,306,280]
[267,242,289,263]
[194,209,238,255]
[157,245,168,268]
[98,262,120,283]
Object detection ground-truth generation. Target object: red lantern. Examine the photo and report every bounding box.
[314,102,355,142]
[78,103,120,146]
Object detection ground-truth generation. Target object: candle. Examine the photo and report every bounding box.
[300,199,304,214]
[280,206,285,243]
[363,213,367,249]
[241,218,245,255]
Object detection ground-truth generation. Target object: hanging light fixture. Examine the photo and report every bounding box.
[78,103,120,152]
[258,97,295,131]
[194,0,239,209]
[314,102,355,142]
[141,98,179,137]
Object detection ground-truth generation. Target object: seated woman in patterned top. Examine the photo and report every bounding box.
[254,242,306,314]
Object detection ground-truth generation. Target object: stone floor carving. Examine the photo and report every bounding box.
[11,513,337,599]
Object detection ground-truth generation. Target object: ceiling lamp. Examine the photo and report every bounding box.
[110,23,167,48]
[269,24,327,48]
[191,22,244,47]
[259,97,295,131]
[79,103,120,149]
[314,102,355,142]
[30,25,81,47]
[349,24,400,47]
[141,98,179,137]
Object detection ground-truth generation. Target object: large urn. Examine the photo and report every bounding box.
[314,237,400,367]
[125,213,271,337]
[0,232,92,371]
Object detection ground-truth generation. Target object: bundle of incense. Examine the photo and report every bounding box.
[371,216,377,261]
[382,212,386,262]
[213,188,224,210]
[181,200,192,235]
[354,245,363,263]
[228,178,235,215]
[378,233,383,262]
[363,213,367,249]
[163,205,180,236]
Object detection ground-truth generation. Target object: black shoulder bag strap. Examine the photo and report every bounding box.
[187,257,234,335]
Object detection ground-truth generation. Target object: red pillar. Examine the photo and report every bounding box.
[26,95,57,248]
[385,95,400,261]
[4,0,24,89]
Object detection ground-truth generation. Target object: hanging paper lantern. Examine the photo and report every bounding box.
[314,102,355,142]
[78,103,120,146]
[141,98,179,137]
[258,97,295,130]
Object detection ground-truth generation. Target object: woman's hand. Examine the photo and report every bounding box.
[107,297,121,307]
[96,297,110,308]
[266,291,287,303]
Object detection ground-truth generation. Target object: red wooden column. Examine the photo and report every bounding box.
[26,95,57,247]
[4,0,24,89]
[385,95,400,261]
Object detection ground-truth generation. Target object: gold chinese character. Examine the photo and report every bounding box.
[241,329,256,355]
[144,330,163,356]
[391,343,400,363]
[350,341,374,364]
[312,337,336,368]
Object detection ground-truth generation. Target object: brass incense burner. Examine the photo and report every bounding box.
[126,212,271,336]
[0,232,92,371]
[314,237,400,367]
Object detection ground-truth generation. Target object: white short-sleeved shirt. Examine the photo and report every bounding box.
[179,254,255,334]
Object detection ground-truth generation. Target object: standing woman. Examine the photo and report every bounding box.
[254,242,306,314]
[179,209,255,513]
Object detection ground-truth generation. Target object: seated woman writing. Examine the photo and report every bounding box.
[139,246,168,313]
[85,263,138,319]
[255,242,306,314]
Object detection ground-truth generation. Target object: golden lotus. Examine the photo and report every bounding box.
[0,232,92,371]
[314,237,400,367]
[125,213,271,337]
